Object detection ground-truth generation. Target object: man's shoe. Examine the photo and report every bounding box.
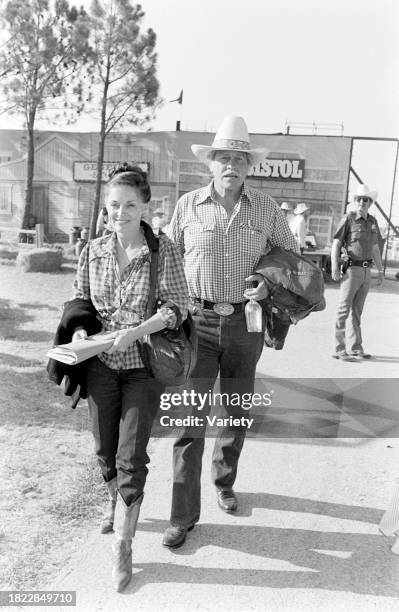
[216,488,237,513]
[162,524,194,548]
[331,352,356,362]
[350,351,372,359]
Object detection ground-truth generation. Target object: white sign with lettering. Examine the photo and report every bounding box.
[73,161,150,182]
[249,159,305,180]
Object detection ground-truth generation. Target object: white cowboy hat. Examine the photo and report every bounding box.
[294,202,310,215]
[191,115,267,165]
[280,202,292,211]
[354,184,378,202]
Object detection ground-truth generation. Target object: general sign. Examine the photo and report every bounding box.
[73,161,150,182]
[249,158,305,180]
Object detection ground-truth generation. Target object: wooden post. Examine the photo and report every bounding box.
[175,159,180,205]
[35,223,44,248]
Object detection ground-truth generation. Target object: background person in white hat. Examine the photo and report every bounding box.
[151,208,168,235]
[163,115,299,549]
[290,202,310,253]
[280,201,294,223]
[331,183,383,361]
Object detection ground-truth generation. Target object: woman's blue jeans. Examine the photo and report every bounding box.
[87,357,163,506]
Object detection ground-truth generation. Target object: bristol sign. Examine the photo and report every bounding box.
[249,158,305,181]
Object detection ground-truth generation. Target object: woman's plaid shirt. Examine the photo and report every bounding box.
[168,182,299,303]
[73,232,188,370]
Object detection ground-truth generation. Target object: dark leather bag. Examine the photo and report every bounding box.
[255,246,326,350]
[137,237,197,386]
[255,246,326,325]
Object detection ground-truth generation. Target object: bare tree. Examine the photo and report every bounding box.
[86,0,161,238]
[0,0,92,229]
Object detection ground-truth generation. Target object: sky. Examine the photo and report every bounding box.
[1,0,399,223]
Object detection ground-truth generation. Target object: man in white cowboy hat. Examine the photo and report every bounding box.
[151,208,168,235]
[163,115,299,548]
[280,201,293,221]
[290,202,310,252]
[331,183,383,361]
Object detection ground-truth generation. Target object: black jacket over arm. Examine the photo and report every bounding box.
[46,298,102,408]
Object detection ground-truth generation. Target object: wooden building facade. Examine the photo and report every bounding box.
[0,129,352,246]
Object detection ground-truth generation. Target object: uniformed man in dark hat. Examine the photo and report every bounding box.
[331,184,383,361]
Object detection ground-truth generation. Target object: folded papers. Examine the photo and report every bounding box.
[46,332,115,365]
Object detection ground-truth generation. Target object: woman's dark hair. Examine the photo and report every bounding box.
[107,163,151,203]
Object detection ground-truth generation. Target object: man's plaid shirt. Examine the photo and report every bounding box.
[168,182,299,303]
[73,232,188,370]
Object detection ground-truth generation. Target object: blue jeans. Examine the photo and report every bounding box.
[87,357,164,506]
[170,308,264,527]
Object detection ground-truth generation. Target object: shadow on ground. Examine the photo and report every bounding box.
[234,491,384,524]
[135,514,399,597]
[0,352,43,367]
[0,368,90,432]
[0,298,55,342]
[0,298,33,336]
[17,302,59,312]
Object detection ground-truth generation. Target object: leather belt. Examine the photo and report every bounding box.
[190,298,246,315]
[348,259,373,268]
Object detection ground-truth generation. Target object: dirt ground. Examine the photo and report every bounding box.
[1,246,398,601]
[0,251,107,589]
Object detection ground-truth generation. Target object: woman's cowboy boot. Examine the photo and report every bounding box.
[111,492,143,592]
[379,482,399,554]
[379,482,399,537]
[100,477,117,534]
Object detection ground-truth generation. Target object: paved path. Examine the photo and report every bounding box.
[52,279,399,611]
[257,274,399,378]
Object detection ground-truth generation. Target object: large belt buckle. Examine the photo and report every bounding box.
[362,261,370,268]
[213,302,234,316]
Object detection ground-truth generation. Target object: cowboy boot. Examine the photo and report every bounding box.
[379,483,399,537]
[111,492,143,592]
[379,483,399,555]
[100,477,117,534]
